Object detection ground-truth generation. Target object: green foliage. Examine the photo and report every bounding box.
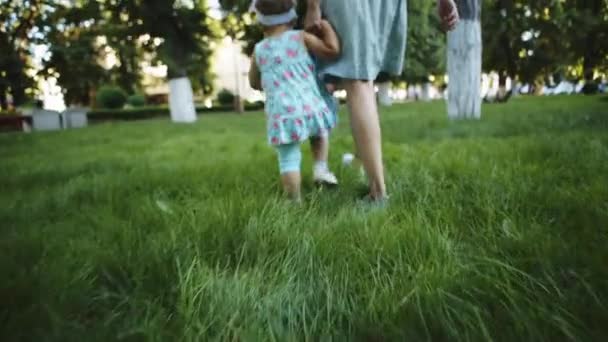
[216,88,236,106]
[96,85,127,109]
[1,97,608,340]
[127,94,146,108]
[38,0,220,105]
[482,0,608,83]
[401,0,446,83]
[132,0,220,95]
[42,2,120,106]
[0,0,46,110]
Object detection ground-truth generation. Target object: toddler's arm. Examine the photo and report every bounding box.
[249,55,262,91]
[303,19,340,60]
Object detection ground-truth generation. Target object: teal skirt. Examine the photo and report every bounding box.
[319,0,408,81]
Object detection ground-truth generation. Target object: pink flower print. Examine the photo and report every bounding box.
[291,131,300,141]
[306,114,313,120]
[283,70,294,80]
[286,105,296,113]
[286,49,298,58]
[274,56,282,64]
[272,121,279,129]
[271,136,279,144]
[289,33,302,41]
[308,64,314,72]
[283,118,289,124]
[272,113,281,120]
[273,80,281,88]
[259,57,268,66]
[303,104,312,113]
[263,42,271,50]
[281,92,287,97]
[295,118,303,126]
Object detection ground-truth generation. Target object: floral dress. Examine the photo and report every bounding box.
[254,30,337,146]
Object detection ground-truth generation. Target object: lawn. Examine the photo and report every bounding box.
[1,95,607,341]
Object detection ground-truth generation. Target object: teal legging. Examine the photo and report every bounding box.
[276,143,302,174]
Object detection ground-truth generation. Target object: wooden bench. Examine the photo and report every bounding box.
[0,115,33,133]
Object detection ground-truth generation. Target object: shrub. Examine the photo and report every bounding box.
[96,85,127,109]
[216,89,235,106]
[581,81,599,95]
[244,101,264,111]
[127,94,146,107]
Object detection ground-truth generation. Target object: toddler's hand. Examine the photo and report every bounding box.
[306,20,332,38]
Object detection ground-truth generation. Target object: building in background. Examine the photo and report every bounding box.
[211,37,262,103]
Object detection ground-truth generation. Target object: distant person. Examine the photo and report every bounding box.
[249,0,341,202]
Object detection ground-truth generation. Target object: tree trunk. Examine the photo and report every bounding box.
[377,82,393,106]
[169,77,197,123]
[0,87,7,111]
[420,82,432,102]
[447,0,482,119]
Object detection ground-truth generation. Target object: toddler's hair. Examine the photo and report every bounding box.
[255,0,295,16]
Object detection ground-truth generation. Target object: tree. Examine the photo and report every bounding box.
[42,1,110,106]
[482,0,607,94]
[397,0,447,102]
[482,0,521,92]
[568,0,608,86]
[0,0,48,110]
[129,0,219,122]
[447,0,482,119]
[402,0,446,85]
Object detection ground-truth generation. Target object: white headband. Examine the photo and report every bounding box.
[255,8,298,26]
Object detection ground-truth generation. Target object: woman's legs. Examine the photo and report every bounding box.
[343,80,387,199]
[276,143,303,201]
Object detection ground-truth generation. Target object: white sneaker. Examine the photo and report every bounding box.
[314,169,339,186]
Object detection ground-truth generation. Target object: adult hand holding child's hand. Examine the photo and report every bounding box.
[304,0,322,33]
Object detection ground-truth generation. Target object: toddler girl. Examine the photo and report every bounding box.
[249,0,340,201]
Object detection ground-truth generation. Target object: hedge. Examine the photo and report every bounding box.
[87,103,264,122]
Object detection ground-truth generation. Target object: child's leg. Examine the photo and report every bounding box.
[310,134,338,185]
[310,135,328,170]
[276,143,303,201]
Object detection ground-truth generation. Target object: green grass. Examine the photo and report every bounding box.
[1,95,607,341]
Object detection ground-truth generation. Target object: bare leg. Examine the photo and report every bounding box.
[310,136,329,163]
[343,80,387,199]
[281,172,302,201]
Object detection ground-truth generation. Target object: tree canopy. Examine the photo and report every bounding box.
[1,0,606,110]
